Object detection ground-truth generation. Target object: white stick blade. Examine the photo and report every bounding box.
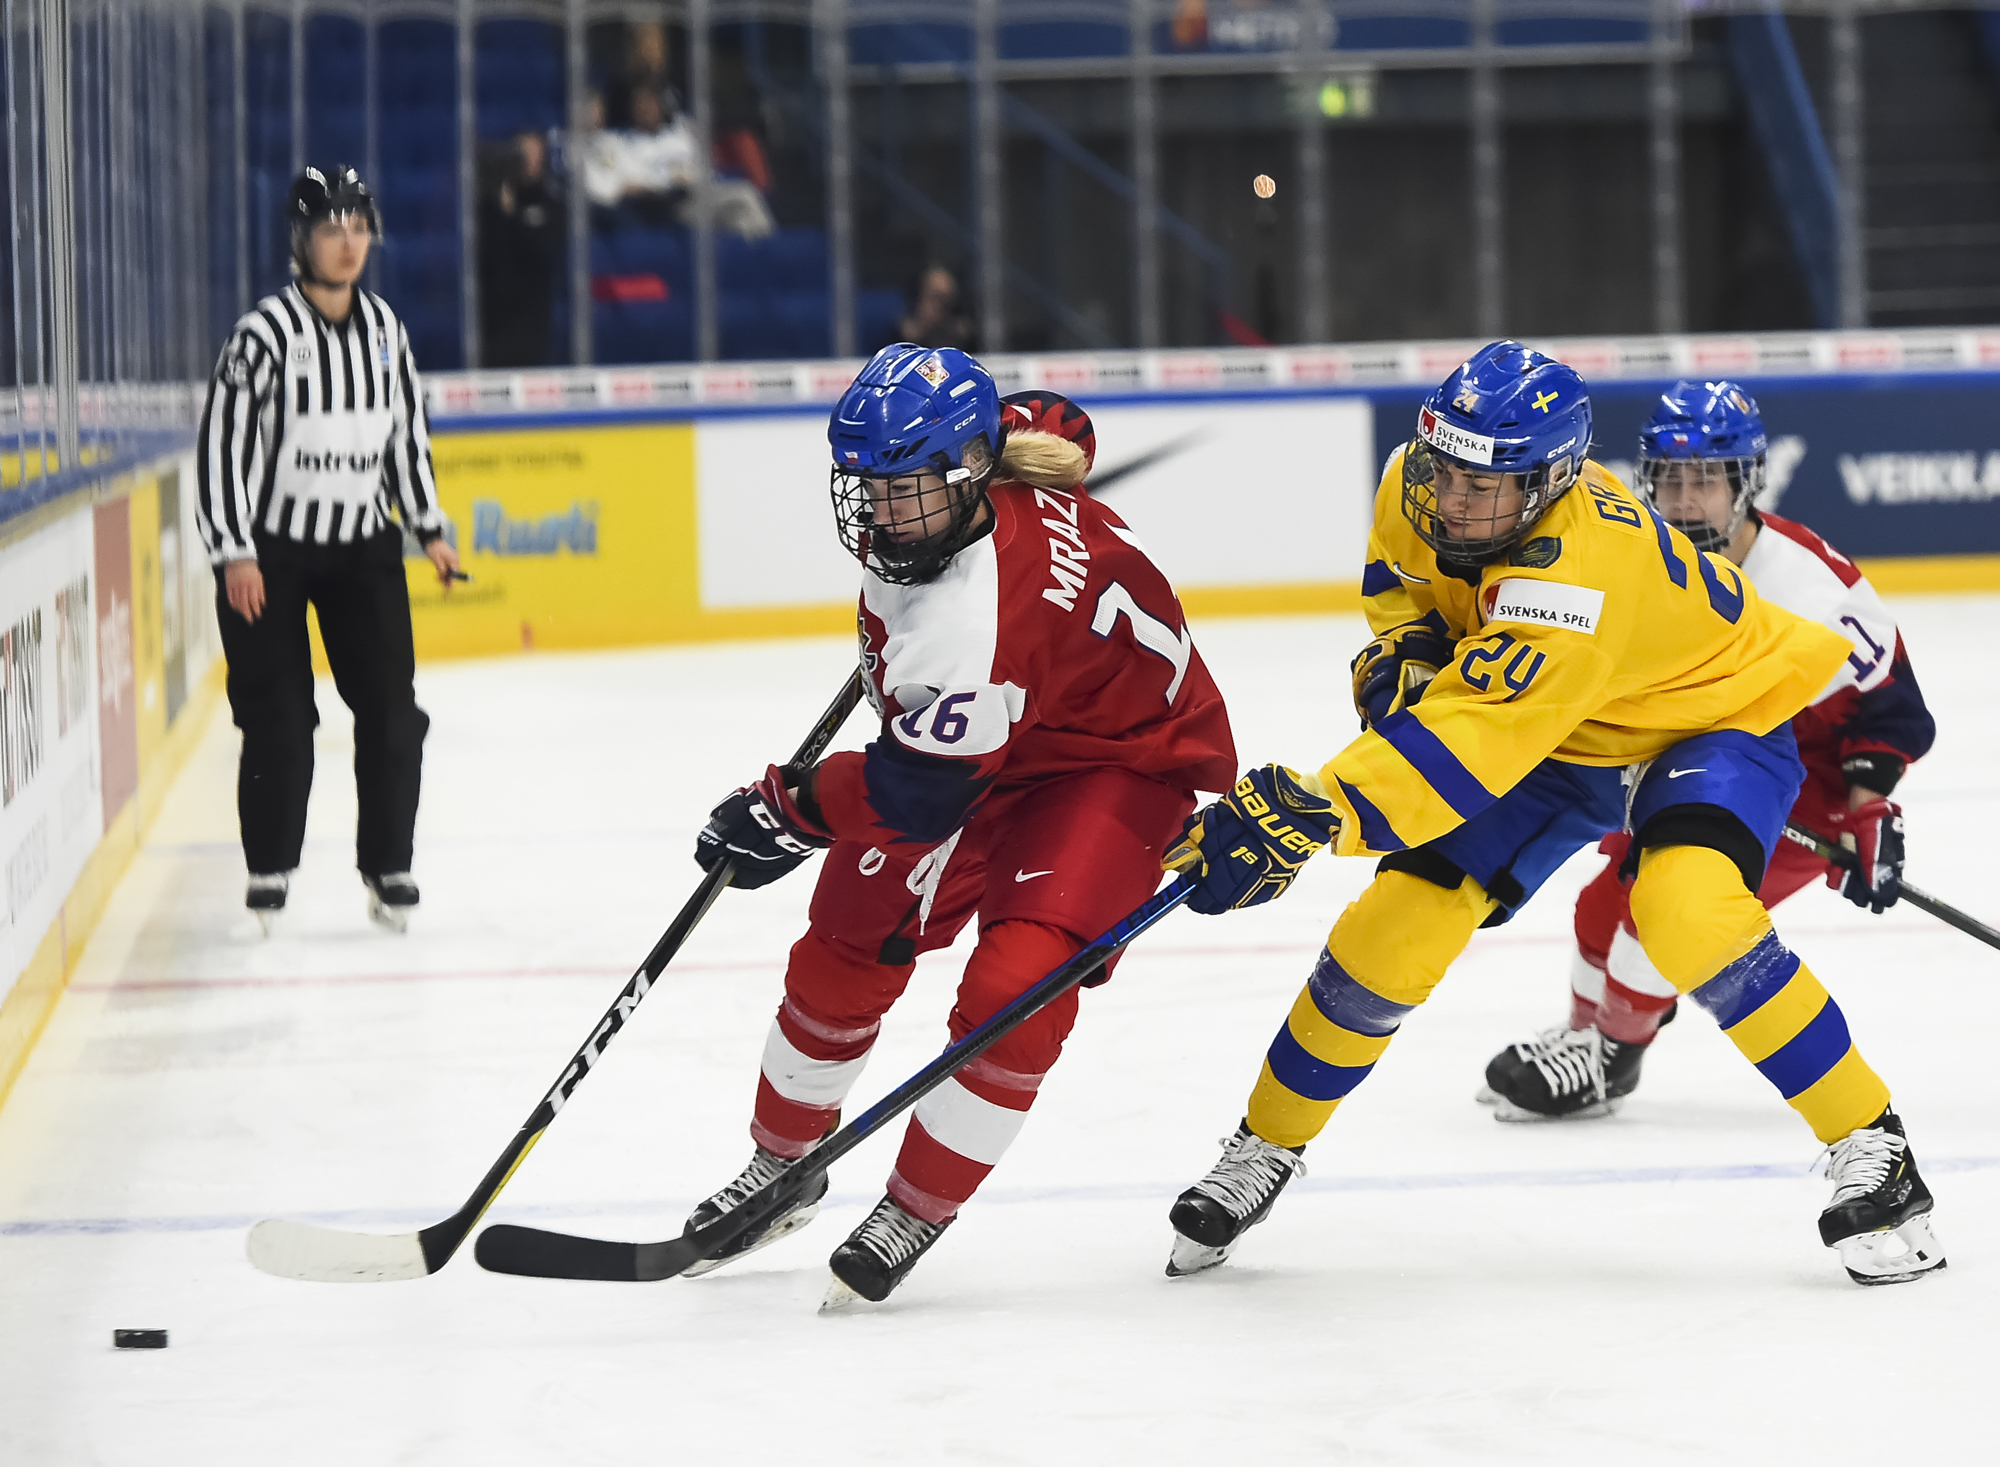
[247,1218,431,1282]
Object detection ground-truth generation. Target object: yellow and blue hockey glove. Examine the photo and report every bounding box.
[1351,613,1454,730]
[1164,765,1342,915]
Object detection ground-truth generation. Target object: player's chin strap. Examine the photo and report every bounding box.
[1783,821,2000,951]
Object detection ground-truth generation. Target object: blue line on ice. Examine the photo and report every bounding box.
[6,1154,1997,1238]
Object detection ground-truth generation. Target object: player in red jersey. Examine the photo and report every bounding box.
[687,345,1236,1304]
[1480,380,1936,1120]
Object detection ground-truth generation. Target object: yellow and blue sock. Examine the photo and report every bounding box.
[1629,845,1889,1142]
[1248,869,1495,1148]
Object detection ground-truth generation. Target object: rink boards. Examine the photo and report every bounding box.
[0,454,223,1098]
[413,348,2000,661]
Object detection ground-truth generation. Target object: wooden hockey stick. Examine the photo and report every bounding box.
[1783,821,2000,952]
[473,875,1198,1282]
[246,668,870,1283]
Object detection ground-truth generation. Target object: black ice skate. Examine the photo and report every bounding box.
[681,1144,831,1279]
[363,872,419,934]
[822,1195,953,1308]
[246,871,291,937]
[1478,1024,1643,1121]
[1165,1121,1306,1278]
[1818,1109,1946,1286]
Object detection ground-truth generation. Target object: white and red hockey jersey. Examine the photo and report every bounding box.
[813,478,1237,853]
[1740,511,1933,795]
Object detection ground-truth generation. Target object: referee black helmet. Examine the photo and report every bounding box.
[287,164,382,283]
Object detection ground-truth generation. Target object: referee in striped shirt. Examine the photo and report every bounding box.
[195,165,462,934]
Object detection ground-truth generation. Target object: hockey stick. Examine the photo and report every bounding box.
[473,874,1198,1281]
[245,669,870,1283]
[1783,820,2000,951]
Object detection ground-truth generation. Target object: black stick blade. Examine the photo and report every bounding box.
[476,1224,649,1281]
[474,1223,707,1282]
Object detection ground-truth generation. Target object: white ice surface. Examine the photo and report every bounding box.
[2,604,1997,1466]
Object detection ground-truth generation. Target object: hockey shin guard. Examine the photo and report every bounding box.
[752,931,917,1157]
[886,922,1083,1223]
[1597,925,1680,1045]
[1247,871,1495,1149]
[1629,845,1890,1142]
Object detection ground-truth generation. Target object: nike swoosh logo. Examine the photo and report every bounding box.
[1667,768,1708,779]
[1015,870,1055,883]
[1391,561,1433,585]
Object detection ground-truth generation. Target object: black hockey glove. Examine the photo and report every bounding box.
[1829,797,1904,914]
[1351,615,1454,730]
[695,764,834,890]
[1165,765,1341,915]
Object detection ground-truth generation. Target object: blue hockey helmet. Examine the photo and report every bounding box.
[828,344,1004,584]
[1634,380,1767,554]
[1402,341,1591,563]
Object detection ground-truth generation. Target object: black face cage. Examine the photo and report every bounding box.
[829,453,994,586]
[1634,453,1764,554]
[1401,438,1580,564]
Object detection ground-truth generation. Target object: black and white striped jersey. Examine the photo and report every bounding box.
[194,285,444,564]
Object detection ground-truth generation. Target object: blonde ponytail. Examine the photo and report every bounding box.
[998,430,1089,491]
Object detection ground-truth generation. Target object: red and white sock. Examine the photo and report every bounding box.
[886,1054,1047,1224]
[749,997,879,1158]
[1599,923,1678,1045]
[1568,945,1606,1032]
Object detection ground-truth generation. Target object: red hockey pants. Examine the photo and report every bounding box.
[749,766,1193,1223]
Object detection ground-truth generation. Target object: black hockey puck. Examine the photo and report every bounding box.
[113,1329,168,1349]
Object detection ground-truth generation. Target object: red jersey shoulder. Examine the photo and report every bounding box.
[1758,511,1863,589]
[989,481,1178,622]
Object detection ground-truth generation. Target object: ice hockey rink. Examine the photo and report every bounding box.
[1,604,1995,1467]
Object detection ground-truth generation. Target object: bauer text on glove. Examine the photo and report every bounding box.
[1164,765,1342,915]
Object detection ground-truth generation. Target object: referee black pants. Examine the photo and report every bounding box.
[216,529,430,878]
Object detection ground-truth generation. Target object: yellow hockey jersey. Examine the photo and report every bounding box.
[1316,452,1851,857]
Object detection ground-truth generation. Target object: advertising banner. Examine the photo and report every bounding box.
[159,468,188,724]
[0,509,101,996]
[93,499,138,834]
[125,475,169,774]
[1369,375,2000,570]
[411,423,695,659]
[693,395,1378,622]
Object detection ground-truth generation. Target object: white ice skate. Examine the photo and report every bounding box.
[1818,1111,1947,1286]
[246,872,291,938]
[364,872,418,934]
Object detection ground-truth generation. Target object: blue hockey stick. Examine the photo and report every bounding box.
[475,875,1198,1281]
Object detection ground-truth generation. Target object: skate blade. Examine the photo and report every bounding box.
[1837,1214,1948,1286]
[1488,1095,1621,1123]
[252,909,281,938]
[681,1202,820,1279]
[1474,1085,1499,1106]
[1164,1232,1237,1279]
[367,896,411,935]
[819,1272,873,1314]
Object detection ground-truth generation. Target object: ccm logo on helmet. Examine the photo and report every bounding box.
[1419,407,1496,466]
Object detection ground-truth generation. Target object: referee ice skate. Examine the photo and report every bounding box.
[194,164,462,934]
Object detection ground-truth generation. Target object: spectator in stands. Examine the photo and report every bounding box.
[1171,0,1208,50]
[618,20,675,126]
[480,132,565,367]
[898,264,976,351]
[583,84,775,240]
